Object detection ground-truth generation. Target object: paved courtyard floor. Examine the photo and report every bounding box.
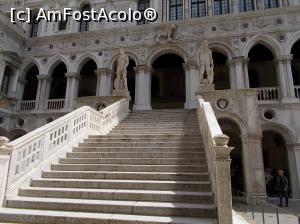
[234,198,300,224]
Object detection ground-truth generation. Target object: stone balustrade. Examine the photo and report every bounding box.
[295,86,300,99]
[197,95,233,224]
[0,98,129,206]
[257,87,280,101]
[47,99,65,111]
[19,100,36,111]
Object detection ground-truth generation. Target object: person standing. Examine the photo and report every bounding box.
[275,169,289,207]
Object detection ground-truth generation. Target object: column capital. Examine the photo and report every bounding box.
[94,68,112,76]
[229,56,247,64]
[183,61,198,69]
[18,77,27,84]
[134,65,153,74]
[276,54,293,62]
[37,74,52,81]
[65,72,80,79]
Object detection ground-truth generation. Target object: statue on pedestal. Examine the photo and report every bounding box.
[114,49,129,91]
[199,40,214,85]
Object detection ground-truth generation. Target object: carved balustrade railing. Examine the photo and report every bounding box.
[19,100,36,111]
[0,98,129,205]
[257,87,279,101]
[47,99,65,111]
[197,95,233,224]
[294,86,300,99]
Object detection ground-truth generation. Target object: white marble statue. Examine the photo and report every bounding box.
[199,40,214,84]
[114,49,129,91]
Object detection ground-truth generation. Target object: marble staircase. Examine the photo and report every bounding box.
[0,109,217,224]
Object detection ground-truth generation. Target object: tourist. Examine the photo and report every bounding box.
[265,168,274,196]
[275,169,289,207]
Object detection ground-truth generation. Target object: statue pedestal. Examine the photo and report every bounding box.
[196,84,215,94]
[113,90,131,101]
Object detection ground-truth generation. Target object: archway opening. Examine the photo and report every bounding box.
[23,65,39,100]
[212,51,230,90]
[248,44,277,88]
[151,53,185,109]
[49,62,67,99]
[262,130,290,197]
[9,129,27,141]
[291,40,300,97]
[219,119,244,195]
[78,60,97,97]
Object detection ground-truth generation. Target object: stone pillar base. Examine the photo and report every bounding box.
[133,104,152,111]
[113,90,131,101]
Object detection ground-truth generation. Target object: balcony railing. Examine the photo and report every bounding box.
[257,87,279,101]
[47,99,65,111]
[19,100,36,111]
[295,86,300,99]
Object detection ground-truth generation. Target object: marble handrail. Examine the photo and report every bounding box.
[0,98,129,205]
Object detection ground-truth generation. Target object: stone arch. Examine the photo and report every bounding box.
[46,54,70,75]
[75,52,100,73]
[261,122,296,144]
[208,41,233,59]
[217,112,247,135]
[20,57,42,78]
[9,128,27,141]
[242,34,283,58]
[108,50,140,71]
[285,30,300,54]
[147,45,188,66]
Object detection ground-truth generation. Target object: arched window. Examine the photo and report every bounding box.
[1,66,13,95]
[137,0,150,25]
[191,0,207,17]
[169,0,184,21]
[79,4,91,32]
[213,0,230,15]
[238,0,255,11]
[264,0,279,8]
[30,13,39,38]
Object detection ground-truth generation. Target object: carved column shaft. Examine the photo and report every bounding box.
[0,53,5,91]
[65,73,80,109]
[133,65,152,111]
[280,55,296,99]
[183,61,199,109]
[95,68,112,97]
[286,144,300,199]
[231,57,246,89]
[241,134,266,197]
[36,75,52,111]
[276,58,289,100]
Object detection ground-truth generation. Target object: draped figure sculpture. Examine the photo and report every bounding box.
[199,40,214,84]
[114,49,129,91]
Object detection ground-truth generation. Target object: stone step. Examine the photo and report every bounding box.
[41,170,209,181]
[19,187,213,203]
[0,207,216,224]
[6,197,216,218]
[90,134,202,138]
[30,179,211,191]
[67,152,204,158]
[79,142,201,147]
[51,164,208,172]
[84,138,202,143]
[72,147,204,153]
[59,157,207,165]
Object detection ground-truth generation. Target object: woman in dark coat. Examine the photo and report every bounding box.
[275,169,289,207]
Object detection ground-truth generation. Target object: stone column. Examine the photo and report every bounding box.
[95,68,112,97]
[184,61,199,109]
[256,0,263,10]
[276,58,289,101]
[133,65,152,111]
[241,133,266,198]
[286,144,300,199]
[232,0,239,13]
[228,59,236,89]
[281,54,296,99]
[184,0,189,19]
[15,77,27,111]
[64,73,80,110]
[35,75,52,111]
[232,57,246,89]
[243,58,250,89]
[0,54,6,91]
[207,0,213,15]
